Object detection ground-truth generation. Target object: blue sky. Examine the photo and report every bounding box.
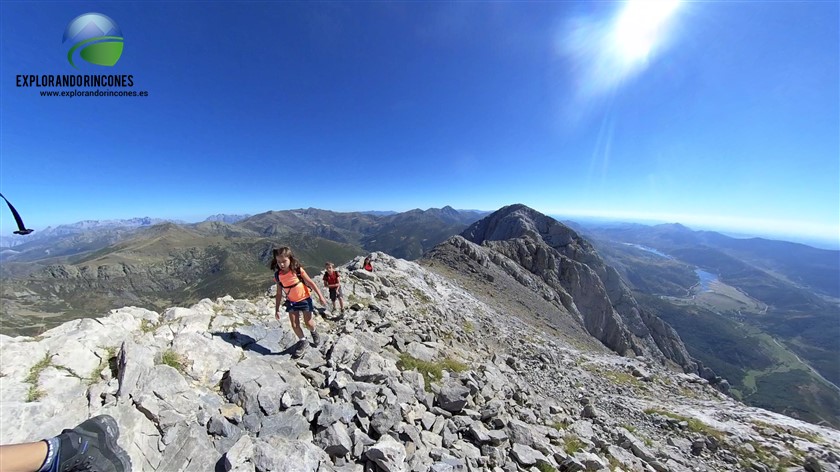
[1,1,838,247]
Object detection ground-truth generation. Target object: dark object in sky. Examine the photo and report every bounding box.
[0,192,34,235]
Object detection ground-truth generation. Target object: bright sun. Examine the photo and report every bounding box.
[613,0,681,64]
[560,0,684,100]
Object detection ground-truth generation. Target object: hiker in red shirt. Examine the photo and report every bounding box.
[322,262,345,314]
[272,246,327,357]
[363,256,373,272]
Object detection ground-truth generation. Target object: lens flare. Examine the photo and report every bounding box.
[560,0,683,101]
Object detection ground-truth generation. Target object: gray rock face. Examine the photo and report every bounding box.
[443,204,699,375]
[366,434,407,472]
[437,379,470,413]
[253,436,332,472]
[260,408,312,441]
[222,435,254,472]
[2,254,838,472]
[511,443,547,466]
[315,421,353,457]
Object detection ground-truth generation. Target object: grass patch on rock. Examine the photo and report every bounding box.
[140,319,157,334]
[563,434,584,455]
[24,352,53,402]
[160,349,186,373]
[752,420,821,444]
[396,353,468,391]
[25,353,53,384]
[582,363,639,387]
[411,288,433,304]
[737,441,795,471]
[551,421,569,431]
[88,346,119,384]
[603,370,640,386]
[27,384,45,402]
[644,408,726,441]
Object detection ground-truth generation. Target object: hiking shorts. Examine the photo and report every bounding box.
[328,287,343,302]
[285,297,314,313]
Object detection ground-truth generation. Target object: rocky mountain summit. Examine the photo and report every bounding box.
[428,204,716,386]
[1,254,837,472]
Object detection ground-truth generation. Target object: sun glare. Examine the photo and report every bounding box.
[560,0,683,102]
[613,0,681,64]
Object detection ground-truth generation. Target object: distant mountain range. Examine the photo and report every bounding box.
[203,214,252,224]
[0,217,181,248]
[0,206,487,333]
[1,204,837,427]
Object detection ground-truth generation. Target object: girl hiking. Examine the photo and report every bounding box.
[363,256,373,272]
[271,247,327,357]
[322,262,345,314]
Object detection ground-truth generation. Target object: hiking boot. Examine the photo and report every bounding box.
[291,339,307,358]
[311,330,321,347]
[54,414,131,472]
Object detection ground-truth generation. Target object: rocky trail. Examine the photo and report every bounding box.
[1,254,838,472]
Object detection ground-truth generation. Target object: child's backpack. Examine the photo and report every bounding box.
[275,266,310,298]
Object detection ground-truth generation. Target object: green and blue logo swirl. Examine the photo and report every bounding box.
[63,13,123,69]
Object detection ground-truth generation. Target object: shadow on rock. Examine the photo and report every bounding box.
[211,331,280,356]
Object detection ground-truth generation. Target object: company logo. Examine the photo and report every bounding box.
[63,13,123,69]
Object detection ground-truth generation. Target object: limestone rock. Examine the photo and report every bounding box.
[2,250,839,472]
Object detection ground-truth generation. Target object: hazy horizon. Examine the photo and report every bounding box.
[3,204,837,251]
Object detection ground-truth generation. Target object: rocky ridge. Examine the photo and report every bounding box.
[453,205,713,382]
[1,253,838,472]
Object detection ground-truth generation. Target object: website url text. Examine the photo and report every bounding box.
[39,89,149,98]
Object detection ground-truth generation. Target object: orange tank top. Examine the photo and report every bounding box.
[276,268,310,303]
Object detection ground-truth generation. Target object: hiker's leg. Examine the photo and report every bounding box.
[303,310,320,346]
[303,311,315,332]
[0,441,48,472]
[288,311,304,339]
